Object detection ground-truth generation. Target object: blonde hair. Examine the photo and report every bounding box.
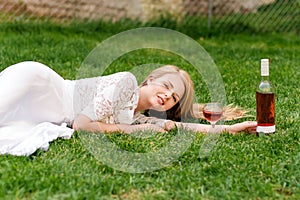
[141,65,195,121]
[141,65,251,122]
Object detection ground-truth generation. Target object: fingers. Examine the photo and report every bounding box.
[241,121,257,134]
[228,121,257,134]
[245,127,257,134]
[164,121,176,131]
[157,127,166,133]
[244,121,257,127]
[245,121,257,134]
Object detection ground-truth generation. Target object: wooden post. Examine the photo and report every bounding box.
[208,0,213,31]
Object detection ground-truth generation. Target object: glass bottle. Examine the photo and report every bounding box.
[256,58,275,134]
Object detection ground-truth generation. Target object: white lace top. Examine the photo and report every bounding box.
[74,72,139,124]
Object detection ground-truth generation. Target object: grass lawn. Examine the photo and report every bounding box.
[0,21,299,199]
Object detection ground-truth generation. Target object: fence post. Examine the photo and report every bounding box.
[208,0,214,32]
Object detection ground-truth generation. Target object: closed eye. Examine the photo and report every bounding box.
[163,82,170,89]
[172,95,177,102]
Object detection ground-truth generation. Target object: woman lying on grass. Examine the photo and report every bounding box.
[0,61,256,155]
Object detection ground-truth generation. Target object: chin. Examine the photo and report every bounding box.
[150,105,165,112]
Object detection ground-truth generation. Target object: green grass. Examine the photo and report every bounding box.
[0,21,299,199]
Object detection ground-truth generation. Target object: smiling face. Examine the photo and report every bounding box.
[140,73,185,112]
[136,65,195,120]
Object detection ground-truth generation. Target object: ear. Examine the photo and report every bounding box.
[146,77,154,85]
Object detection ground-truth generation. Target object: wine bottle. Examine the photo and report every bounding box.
[256,59,275,134]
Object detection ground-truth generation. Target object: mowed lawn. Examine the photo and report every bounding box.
[0,21,299,199]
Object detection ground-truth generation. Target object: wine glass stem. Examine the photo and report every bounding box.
[211,123,216,128]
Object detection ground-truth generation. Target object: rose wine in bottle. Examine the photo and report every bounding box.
[256,59,275,134]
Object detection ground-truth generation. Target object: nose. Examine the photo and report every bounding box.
[164,90,173,98]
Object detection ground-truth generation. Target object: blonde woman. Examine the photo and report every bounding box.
[0,61,256,155]
[74,64,256,134]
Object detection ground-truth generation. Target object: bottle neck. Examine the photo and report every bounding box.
[261,75,270,81]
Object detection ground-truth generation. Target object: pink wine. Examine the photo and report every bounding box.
[256,92,275,126]
[256,59,275,134]
[203,110,223,123]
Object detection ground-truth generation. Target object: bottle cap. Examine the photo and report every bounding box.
[261,59,269,76]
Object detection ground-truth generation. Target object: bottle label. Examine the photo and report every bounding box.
[261,59,269,76]
[256,125,275,133]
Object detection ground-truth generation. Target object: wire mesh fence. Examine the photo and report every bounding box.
[0,0,299,34]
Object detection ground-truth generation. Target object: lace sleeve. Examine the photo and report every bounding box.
[91,72,139,124]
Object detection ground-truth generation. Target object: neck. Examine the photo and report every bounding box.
[134,87,151,113]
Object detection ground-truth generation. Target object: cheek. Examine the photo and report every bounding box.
[165,101,177,110]
[153,87,168,97]
[149,85,160,93]
[146,86,158,97]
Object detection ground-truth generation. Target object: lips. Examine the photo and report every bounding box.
[157,95,165,105]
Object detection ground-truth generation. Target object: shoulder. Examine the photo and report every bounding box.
[112,72,136,80]
[108,72,138,87]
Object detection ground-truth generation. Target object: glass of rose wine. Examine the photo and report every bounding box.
[203,102,223,128]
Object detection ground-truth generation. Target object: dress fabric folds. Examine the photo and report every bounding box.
[0,61,75,155]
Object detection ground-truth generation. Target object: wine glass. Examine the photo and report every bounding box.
[203,102,223,128]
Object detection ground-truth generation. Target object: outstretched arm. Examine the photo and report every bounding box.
[164,121,257,134]
[73,114,257,134]
[73,114,165,134]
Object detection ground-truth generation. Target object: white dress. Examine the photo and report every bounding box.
[0,61,139,156]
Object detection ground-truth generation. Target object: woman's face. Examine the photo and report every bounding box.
[144,73,185,111]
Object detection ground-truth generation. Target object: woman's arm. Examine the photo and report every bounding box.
[164,121,257,134]
[73,114,165,134]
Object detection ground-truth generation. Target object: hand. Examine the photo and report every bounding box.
[226,121,257,134]
[164,120,176,131]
